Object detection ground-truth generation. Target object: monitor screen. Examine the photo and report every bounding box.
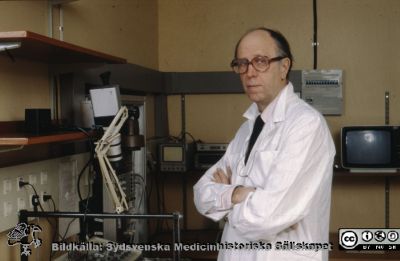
[163,146,183,162]
[345,130,391,165]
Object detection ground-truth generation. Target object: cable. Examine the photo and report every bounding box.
[75,127,95,202]
[160,171,170,231]
[127,175,146,244]
[54,187,92,259]
[18,182,61,261]
[146,136,168,142]
[20,181,87,260]
[168,135,181,142]
[154,170,162,232]
[61,218,77,242]
[181,94,186,145]
[77,158,92,201]
[313,0,318,69]
[24,183,45,212]
[47,197,58,261]
[132,173,145,186]
[133,181,145,213]
[145,169,156,239]
[75,127,94,151]
[180,131,197,144]
[76,126,100,242]
[50,198,57,212]
[22,183,58,260]
[146,169,154,208]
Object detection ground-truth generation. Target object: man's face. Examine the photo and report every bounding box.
[236,30,289,112]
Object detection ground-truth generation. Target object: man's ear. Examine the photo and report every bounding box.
[280,58,291,79]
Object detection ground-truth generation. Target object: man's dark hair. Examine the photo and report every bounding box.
[234,27,293,79]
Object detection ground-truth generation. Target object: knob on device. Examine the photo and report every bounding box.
[122,106,144,150]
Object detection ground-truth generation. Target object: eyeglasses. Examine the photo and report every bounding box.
[230,55,286,74]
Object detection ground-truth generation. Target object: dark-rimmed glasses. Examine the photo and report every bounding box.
[230,56,286,74]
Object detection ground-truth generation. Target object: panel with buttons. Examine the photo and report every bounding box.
[301,69,343,115]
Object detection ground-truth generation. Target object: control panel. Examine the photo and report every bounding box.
[301,69,343,115]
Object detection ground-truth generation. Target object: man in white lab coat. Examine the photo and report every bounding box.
[193,27,335,261]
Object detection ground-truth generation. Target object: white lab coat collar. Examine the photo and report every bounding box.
[243,82,294,123]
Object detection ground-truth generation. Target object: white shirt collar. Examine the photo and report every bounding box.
[243,82,294,123]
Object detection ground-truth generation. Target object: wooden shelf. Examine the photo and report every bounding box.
[0,31,126,64]
[0,131,92,146]
[334,168,400,177]
[0,121,94,147]
[0,122,93,167]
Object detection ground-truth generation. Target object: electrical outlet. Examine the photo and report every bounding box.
[3,179,12,195]
[40,191,48,205]
[3,202,12,217]
[16,176,24,191]
[40,171,48,185]
[0,152,89,233]
[29,174,37,185]
[17,198,26,211]
[29,194,35,209]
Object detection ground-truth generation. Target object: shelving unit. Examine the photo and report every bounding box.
[0,130,92,146]
[0,30,127,168]
[0,31,126,64]
[0,30,126,151]
[0,120,96,167]
[334,169,400,177]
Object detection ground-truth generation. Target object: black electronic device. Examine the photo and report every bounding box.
[196,143,228,152]
[159,142,194,172]
[24,108,52,134]
[194,152,225,170]
[341,126,400,172]
[194,143,228,170]
[121,106,144,150]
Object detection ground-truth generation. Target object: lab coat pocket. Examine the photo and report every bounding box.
[247,150,277,188]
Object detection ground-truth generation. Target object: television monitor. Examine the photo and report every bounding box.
[341,126,400,172]
[163,146,184,162]
[159,143,194,172]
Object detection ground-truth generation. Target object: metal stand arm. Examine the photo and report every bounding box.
[95,106,129,213]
